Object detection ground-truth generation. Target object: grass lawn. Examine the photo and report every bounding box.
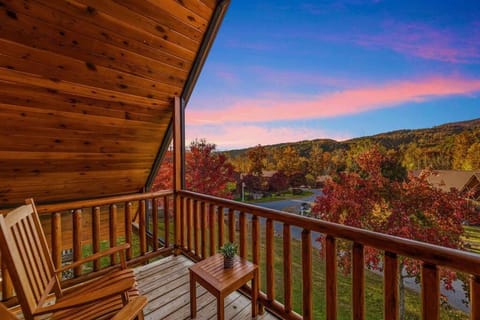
[463,225,480,254]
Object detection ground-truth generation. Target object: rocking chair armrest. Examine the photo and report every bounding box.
[111,296,147,320]
[0,303,18,320]
[56,243,130,273]
[34,277,135,315]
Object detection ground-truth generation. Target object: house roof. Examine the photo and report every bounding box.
[415,170,480,193]
[0,0,229,207]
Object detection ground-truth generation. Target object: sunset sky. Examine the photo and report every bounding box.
[186,0,480,150]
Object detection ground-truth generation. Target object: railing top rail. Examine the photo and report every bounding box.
[36,190,174,214]
[179,190,480,275]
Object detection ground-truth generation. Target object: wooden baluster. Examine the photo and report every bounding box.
[218,206,224,249]
[125,202,133,260]
[302,229,312,319]
[471,275,480,320]
[228,208,235,243]
[164,195,170,248]
[266,218,275,302]
[421,263,439,320]
[109,204,118,265]
[283,224,292,314]
[92,206,101,271]
[73,209,82,277]
[180,196,185,249]
[352,242,365,320]
[239,212,247,259]
[139,200,146,256]
[209,204,216,256]
[194,199,200,256]
[252,215,261,313]
[201,202,207,258]
[326,235,337,320]
[186,198,192,251]
[51,212,62,269]
[174,194,181,254]
[152,198,159,251]
[384,252,398,320]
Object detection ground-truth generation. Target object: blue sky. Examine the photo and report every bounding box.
[186,0,480,150]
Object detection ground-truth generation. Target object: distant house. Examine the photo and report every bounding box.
[414,170,480,200]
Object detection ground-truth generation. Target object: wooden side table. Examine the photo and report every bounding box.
[189,254,259,320]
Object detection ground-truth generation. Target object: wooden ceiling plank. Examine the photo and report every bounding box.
[0,160,154,173]
[70,0,200,51]
[0,86,170,123]
[113,0,208,38]
[0,103,168,131]
[147,0,209,30]
[0,151,156,161]
[0,122,168,142]
[0,5,191,82]
[0,67,169,107]
[3,0,197,62]
[0,169,151,181]
[0,42,184,98]
[0,80,171,115]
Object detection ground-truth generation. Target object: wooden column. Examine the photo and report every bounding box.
[471,275,480,320]
[173,96,185,255]
[301,229,312,319]
[73,209,82,277]
[109,204,118,265]
[51,212,62,269]
[283,224,292,314]
[266,219,275,302]
[384,252,398,320]
[152,199,159,251]
[92,206,101,271]
[421,263,439,320]
[352,243,364,320]
[326,236,337,320]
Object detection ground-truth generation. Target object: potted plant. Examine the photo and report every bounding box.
[219,242,238,269]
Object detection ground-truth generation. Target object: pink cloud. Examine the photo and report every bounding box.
[185,123,351,150]
[351,21,480,64]
[187,76,480,124]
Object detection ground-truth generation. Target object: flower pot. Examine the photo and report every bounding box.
[223,256,234,269]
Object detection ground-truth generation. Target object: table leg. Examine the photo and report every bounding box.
[190,272,196,319]
[252,269,259,317]
[217,295,225,320]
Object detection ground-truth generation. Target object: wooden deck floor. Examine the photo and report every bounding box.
[135,255,278,320]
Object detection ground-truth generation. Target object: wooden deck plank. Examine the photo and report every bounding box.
[135,255,278,319]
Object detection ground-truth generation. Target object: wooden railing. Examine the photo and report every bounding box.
[177,190,480,320]
[1,190,174,300]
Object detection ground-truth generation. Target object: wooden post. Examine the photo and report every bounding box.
[326,235,337,320]
[352,242,364,320]
[421,263,439,320]
[209,203,216,256]
[173,96,185,255]
[139,200,146,256]
[239,212,247,259]
[301,229,312,319]
[201,202,207,258]
[73,209,82,277]
[228,208,235,243]
[92,206,101,271]
[218,206,224,249]
[125,202,133,260]
[152,198,159,251]
[164,196,170,248]
[52,212,62,269]
[109,204,118,265]
[266,218,275,302]
[283,224,292,313]
[194,199,200,256]
[384,252,398,320]
[471,275,480,320]
[187,198,192,251]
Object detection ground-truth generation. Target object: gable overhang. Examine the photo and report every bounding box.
[0,0,230,207]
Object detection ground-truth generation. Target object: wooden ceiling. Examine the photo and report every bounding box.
[0,0,228,207]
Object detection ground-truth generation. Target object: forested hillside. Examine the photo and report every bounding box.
[225,118,480,175]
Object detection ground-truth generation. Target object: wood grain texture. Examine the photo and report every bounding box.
[0,0,218,207]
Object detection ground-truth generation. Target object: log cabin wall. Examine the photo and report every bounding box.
[0,0,225,207]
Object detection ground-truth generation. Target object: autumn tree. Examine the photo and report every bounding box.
[308,144,325,178]
[247,144,267,176]
[152,139,236,198]
[268,171,289,192]
[312,147,477,318]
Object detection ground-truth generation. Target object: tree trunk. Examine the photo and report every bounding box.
[399,274,405,320]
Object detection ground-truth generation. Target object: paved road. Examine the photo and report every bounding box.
[252,189,470,313]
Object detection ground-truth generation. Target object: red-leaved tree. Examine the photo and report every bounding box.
[312,147,478,318]
[152,139,236,198]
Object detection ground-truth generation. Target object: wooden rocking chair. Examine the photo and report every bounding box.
[0,199,147,320]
